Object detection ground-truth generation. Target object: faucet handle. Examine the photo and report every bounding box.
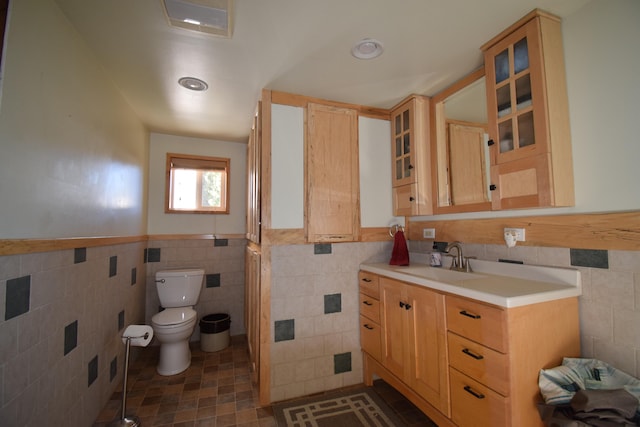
[444,254,459,269]
[463,256,476,272]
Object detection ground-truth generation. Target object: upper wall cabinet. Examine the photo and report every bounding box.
[391,95,432,216]
[305,103,360,242]
[482,9,574,210]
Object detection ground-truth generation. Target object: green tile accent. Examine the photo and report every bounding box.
[110,357,117,382]
[146,248,161,263]
[334,352,352,374]
[274,319,295,342]
[74,247,86,264]
[64,320,78,355]
[324,293,342,314]
[118,310,125,331]
[5,275,30,320]
[214,238,229,247]
[314,243,332,255]
[109,256,117,277]
[570,249,609,269]
[88,355,98,387]
[206,273,221,288]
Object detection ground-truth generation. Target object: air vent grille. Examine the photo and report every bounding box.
[162,0,233,38]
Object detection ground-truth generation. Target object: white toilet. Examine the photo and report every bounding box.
[151,268,204,376]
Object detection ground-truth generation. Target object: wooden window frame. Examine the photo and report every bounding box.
[165,153,230,214]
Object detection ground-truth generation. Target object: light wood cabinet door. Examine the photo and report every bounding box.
[406,284,450,416]
[244,246,261,383]
[483,10,574,209]
[380,278,450,415]
[390,96,432,215]
[380,279,408,379]
[305,103,360,242]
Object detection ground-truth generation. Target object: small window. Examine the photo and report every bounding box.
[166,153,229,214]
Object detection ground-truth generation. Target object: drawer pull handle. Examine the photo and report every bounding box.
[459,310,481,319]
[362,278,372,283]
[462,348,484,360]
[463,385,485,400]
[363,324,374,330]
[363,300,373,306]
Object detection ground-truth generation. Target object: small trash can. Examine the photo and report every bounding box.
[200,313,230,352]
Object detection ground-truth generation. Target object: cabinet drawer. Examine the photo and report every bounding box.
[360,316,382,361]
[359,271,379,298]
[450,368,510,427]
[359,293,380,323]
[448,332,510,396]
[446,295,507,353]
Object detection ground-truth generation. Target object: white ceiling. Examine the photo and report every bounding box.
[54,0,589,143]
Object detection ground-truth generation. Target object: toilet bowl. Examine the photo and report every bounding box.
[151,268,204,376]
[151,307,198,375]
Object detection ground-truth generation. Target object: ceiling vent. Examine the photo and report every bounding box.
[162,0,233,38]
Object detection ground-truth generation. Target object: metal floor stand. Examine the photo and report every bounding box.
[109,332,149,427]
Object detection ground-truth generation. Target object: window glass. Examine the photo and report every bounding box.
[166,153,229,214]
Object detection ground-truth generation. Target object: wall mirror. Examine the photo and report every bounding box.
[431,68,493,214]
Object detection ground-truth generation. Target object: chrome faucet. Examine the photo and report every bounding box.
[444,241,474,272]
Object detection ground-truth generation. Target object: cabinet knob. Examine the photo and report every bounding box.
[363,324,374,330]
[362,300,373,306]
[362,278,372,283]
[489,184,497,191]
[487,139,495,146]
[408,164,414,170]
[409,197,415,202]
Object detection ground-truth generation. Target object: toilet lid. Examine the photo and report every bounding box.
[152,307,196,326]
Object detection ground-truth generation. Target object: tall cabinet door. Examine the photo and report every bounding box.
[380,278,409,379]
[305,103,360,242]
[407,285,450,416]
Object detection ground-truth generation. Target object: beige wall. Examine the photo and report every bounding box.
[0,0,148,239]
[147,133,247,235]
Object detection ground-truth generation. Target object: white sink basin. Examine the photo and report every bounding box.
[391,265,481,282]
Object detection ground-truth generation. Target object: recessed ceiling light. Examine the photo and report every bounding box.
[351,38,384,60]
[178,77,208,91]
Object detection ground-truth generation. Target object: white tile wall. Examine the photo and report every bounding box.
[0,242,146,427]
[269,241,391,402]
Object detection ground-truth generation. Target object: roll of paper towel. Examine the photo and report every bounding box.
[122,325,154,347]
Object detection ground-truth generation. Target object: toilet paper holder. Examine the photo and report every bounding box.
[110,325,153,427]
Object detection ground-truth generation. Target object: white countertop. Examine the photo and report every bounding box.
[360,259,581,308]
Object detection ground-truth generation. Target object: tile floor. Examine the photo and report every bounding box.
[94,336,436,427]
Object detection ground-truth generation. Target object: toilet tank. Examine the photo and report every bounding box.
[155,269,205,308]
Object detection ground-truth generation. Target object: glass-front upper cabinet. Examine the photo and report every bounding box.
[483,13,548,165]
[481,9,574,210]
[390,95,432,216]
[392,101,416,187]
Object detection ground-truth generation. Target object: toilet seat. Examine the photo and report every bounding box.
[152,307,196,327]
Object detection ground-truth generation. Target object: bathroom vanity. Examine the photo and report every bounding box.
[359,260,581,427]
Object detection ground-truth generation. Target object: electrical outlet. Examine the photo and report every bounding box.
[504,228,526,242]
[423,228,436,239]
